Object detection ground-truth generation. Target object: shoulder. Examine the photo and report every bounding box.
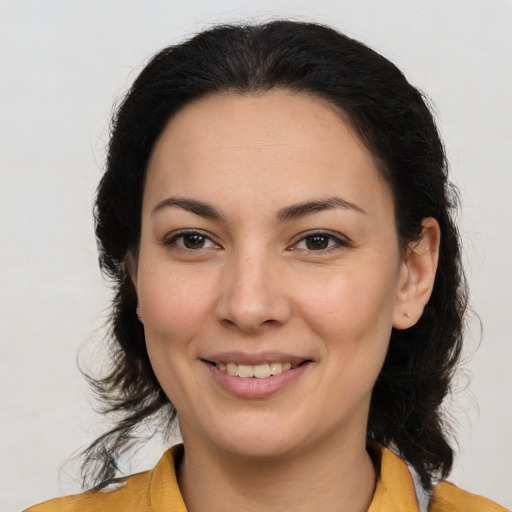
[374,445,508,512]
[24,445,187,512]
[430,481,508,512]
[24,471,152,512]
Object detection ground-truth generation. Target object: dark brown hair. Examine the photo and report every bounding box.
[85,20,467,489]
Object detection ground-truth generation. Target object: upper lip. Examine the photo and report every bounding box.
[201,351,311,366]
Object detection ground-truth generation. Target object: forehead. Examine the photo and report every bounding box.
[144,90,392,216]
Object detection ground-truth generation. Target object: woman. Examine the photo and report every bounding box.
[27,20,506,512]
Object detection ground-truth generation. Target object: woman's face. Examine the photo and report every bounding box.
[134,91,410,458]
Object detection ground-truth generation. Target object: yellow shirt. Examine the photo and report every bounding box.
[26,445,507,512]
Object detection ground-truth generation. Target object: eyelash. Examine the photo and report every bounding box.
[289,230,350,252]
[162,229,350,253]
[162,230,220,251]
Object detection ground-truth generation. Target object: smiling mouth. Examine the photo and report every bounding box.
[213,361,302,379]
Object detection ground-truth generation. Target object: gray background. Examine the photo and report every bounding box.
[1,1,511,510]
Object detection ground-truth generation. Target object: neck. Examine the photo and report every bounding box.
[178,431,377,512]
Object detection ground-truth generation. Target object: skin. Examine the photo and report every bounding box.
[131,90,440,512]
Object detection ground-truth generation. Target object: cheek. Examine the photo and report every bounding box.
[137,269,216,410]
[299,270,396,336]
[295,264,398,387]
[138,268,215,345]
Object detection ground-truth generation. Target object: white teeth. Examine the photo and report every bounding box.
[215,361,297,378]
[269,362,282,375]
[237,364,254,378]
[253,363,271,379]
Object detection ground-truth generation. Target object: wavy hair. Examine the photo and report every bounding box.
[84,20,467,489]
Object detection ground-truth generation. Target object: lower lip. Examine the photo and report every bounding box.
[204,362,311,399]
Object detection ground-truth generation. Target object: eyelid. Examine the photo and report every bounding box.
[288,229,352,251]
[161,229,221,250]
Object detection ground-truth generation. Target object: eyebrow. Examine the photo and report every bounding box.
[151,195,366,222]
[275,196,366,223]
[151,197,223,219]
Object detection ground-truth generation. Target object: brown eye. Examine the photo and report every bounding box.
[305,235,330,250]
[290,231,349,252]
[165,231,219,251]
[183,233,207,249]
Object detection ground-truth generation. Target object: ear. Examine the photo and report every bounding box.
[125,251,143,323]
[125,251,138,285]
[393,217,440,329]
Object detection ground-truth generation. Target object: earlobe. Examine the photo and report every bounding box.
[393,218,440,330]
[136,304,143,323]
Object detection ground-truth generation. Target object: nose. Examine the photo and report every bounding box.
[214,247,292,333]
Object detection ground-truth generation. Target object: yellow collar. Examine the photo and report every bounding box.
[150,444,422,512]
[368,446,422,511]
[27,443,506,510]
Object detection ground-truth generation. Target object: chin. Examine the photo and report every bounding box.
[198,412,314,460]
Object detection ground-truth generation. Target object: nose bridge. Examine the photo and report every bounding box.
[215,241,290,331]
